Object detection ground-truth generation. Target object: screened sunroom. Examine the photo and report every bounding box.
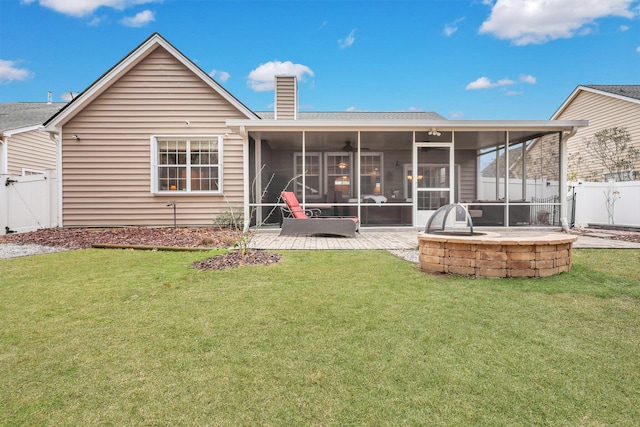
[226,77,586,229]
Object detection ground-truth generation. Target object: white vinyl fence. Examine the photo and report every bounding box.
[479,177,640,228]
[570,181,640,228]
[479,177,560,201]
[0,170,58,234]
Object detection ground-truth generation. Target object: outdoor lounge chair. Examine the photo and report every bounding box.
[279,191,359,237]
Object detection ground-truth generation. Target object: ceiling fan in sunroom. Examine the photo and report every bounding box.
[340,141,369,152]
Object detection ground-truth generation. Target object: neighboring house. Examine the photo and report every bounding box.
[552,85,640,181]
[44,33,586,229]
[1,102,64,176]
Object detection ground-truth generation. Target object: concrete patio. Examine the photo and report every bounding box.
[250,227,640,250]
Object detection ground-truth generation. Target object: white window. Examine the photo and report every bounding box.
[293,152,322,199]
[21,168,45,176]
[151,136,223,194]
[603,169,635,182]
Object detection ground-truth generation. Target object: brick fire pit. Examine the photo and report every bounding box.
[418,232,578,278]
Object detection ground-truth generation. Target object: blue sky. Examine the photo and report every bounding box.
[1,0,639,119]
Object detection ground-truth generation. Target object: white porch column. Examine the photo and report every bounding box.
[238,126,251,231]
[559,130,569,230]
[504,131,510,226]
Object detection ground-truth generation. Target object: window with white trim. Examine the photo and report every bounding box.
[22,168,45,176]
[152,136,222,193]
[602,169,635,182]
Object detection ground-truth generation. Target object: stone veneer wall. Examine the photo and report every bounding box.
[418,233,578,278]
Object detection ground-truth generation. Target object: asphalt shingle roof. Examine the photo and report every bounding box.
[0,103,66,133]
[255,111,446,120]
[584,85,640,101]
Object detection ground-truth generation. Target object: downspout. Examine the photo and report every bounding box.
[559,127,578,232]
[238,126,251,232]
[1,135,8,175]
[46,127,62,229]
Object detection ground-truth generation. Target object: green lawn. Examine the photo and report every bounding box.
[1,248,639,426]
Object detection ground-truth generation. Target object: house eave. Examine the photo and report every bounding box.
[2,125,43,137]
[226,119,588,133]
[552,85,640,119]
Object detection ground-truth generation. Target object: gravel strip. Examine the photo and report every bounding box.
[388,249,419,264]
[0,243,67,259]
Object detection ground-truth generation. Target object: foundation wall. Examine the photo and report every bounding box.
[418,233,577,278]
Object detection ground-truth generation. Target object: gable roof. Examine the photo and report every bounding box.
[584,85,640,101]
[552,85,640,119]
[1,103,66,134]
[44,33,259,131]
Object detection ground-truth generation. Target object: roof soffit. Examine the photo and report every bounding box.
[45,33,258,131]
[227,118,587,132]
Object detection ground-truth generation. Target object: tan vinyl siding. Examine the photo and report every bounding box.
[61,46,248,227]
[558,90,640,180]
[6,129,56,176]
[525,133,560,181]
[456,149,477,202]
[274,76,297,120]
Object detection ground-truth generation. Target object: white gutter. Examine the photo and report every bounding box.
[45,128,63,229]
[227,119,589,132]
[1,135,7,175]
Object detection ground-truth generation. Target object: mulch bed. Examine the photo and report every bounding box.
[1,227,282,270]
[192,250,282,270]
[2,227,238,250]
[569,227,640,243]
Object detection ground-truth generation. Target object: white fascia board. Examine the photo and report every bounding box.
[45,34,258,132]
[3,125,42,137]
[552,85,640,120]
[226,119,588,132]
[551,86,583,120]
[578,86,640,106]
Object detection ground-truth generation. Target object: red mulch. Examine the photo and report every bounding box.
[2,227,238,250]
[569,228,640,243]
[192,251,282,270]
[1,227,281,270]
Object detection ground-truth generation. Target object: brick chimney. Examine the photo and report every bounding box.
[274,75,297,120]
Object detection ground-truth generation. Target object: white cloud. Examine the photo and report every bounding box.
[345,106,369,112]
[466,76,515,90]
[88,15,106,26]
[479,0,636,45]
[247,61,314,92]
[505,90,524,96]
[26,0,159,18]
[636,46,640,52]
[519,74,537,84]
[209,70,231,83]
[338,30,356,49]
[449,111,465,119]
[121,9,154,27]
[0,59,33,83]
[620,25,630,31]
[444,17,465,37]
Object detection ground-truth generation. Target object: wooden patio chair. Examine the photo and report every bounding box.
[279,191,359,237]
